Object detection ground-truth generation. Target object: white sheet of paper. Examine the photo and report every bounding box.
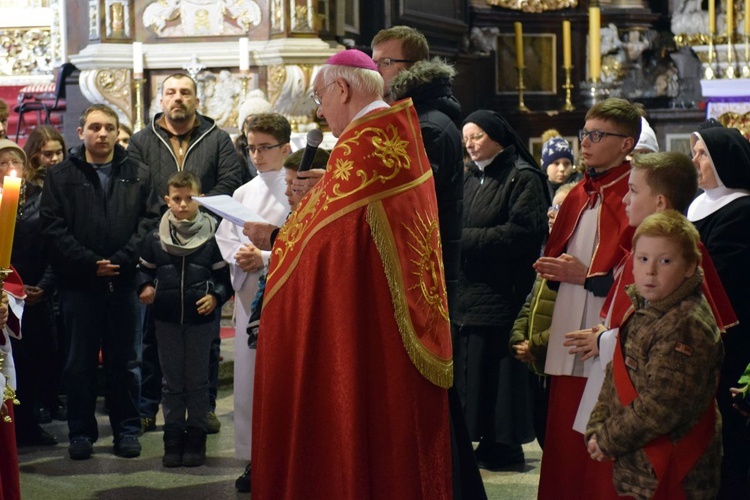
[195,195,269,226]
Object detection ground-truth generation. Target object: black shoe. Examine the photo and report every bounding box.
[17,426,58,447]
[182,427,206,467]
[114,436,142,458]
[475,443,525,472]
[68,438,93,460]
[141,417,157,433]
[162,429,185,468]
[235,463,251,493]
[38,407,52,424]
[206,412,221,434]
[50,401,67,421]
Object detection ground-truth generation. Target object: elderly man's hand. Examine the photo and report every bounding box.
[242,222,279,251]
[292,168,325,196]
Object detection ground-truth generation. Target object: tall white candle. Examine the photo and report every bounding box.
[133,42,144,77]
[239,37,250,72]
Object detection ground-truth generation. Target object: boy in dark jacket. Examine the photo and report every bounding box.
[137,171,231,468]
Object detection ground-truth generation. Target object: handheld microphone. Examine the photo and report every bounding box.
[297,129,324,172]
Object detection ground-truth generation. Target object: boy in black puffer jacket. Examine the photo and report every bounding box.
[137,171,231,468]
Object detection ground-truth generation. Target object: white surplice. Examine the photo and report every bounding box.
[215,169,290,460]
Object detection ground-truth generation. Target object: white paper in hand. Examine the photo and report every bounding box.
[195,195,269,226]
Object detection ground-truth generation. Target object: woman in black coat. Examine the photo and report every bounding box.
[453,110,549,470]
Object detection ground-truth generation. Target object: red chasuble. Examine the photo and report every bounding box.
[603,242,737,331]
[544,163,634,277]
[251,100,453,500]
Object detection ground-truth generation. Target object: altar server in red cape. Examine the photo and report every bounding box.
[586,210,723,500]
[533,98,642,500]
[1,268,24,500]
[248,50,453,499]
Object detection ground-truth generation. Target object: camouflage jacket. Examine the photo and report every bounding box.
[586,270,723,499]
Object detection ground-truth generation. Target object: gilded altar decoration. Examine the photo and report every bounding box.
[89,0,101,40]
[0,28,53,76]
[486,0,577,14]
[265,64,318,125]
[80,69,134,127]
[105,0,131,39]
[142,0,262,37]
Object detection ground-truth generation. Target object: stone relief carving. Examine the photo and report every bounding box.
[0,28,53,76]
[79,68,133,128]
[142,0,261,37]
[266,63,318,125]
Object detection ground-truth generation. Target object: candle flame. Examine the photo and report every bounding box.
[9,170,17,178]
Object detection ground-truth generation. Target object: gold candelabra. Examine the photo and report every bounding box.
[133,76,145,133]
[562,66,575,112]
[704,35,717,80]
[516,65,530,113]
[742,35,750,78]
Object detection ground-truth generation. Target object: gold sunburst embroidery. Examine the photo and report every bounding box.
[405,211,449,327]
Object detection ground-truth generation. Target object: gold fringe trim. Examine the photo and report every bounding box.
[367,202,453,389]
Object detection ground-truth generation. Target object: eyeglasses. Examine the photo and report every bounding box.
[464,132,485,144]
[245,144,283,155]
[372,58,415,69]
[578,129,629,143]
[547,204,561,215]
[0,158,23,169]
[311,81,337,106]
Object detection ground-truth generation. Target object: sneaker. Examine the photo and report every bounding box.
[206,412,221,434]
[68,438,93,460]
[235,463,251,493]
[141,417,157,433]
[114,436,142,458]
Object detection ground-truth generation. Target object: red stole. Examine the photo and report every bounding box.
[603,243,737,332]
[544,162,634,277]
[612,313,716,499]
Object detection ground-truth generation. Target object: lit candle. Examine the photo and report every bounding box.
[239,37,250,73]
[0,171,21,269]
[709,0,716,35]
[589,7,601,82]
[133,42,144,78]
[514,22,524,67]
[563,21,572,69]
[727,0,734,37]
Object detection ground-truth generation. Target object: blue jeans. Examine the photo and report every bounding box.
[59,287,142,442]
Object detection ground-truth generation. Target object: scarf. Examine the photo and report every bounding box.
[158,210,215,256]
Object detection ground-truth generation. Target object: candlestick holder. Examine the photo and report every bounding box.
[562,66,575,112]
[0,268,18,423]
[515,65,530,113]
[725,35,738,79]
[704,35,718,80]
[580,80,609,108]
[133,76,145,133]
[239,71,250,102]
[742,35,750,78]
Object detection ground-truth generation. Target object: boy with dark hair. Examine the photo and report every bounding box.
[215,112,291,492]
[534,97,642,499]
[40,103,160,460]
[137,171,231,467]
[586,210,723,499]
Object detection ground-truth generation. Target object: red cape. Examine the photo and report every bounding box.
[251,100,452,499]
[544,163,634,277]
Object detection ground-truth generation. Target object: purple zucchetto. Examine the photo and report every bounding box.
[325,49,378,72]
